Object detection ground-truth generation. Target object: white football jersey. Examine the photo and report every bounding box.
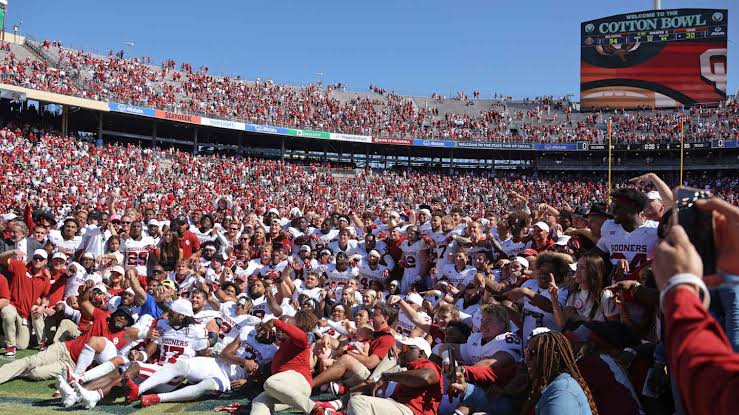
[459,331,523,364]
[49,230,83,258]
[154,320,209,364]
[597,219,658,270]
[396,309,431,337]
[520,279,569,344]
[328,239,360,257]
[217,303,260,345]
[356,260,389,289]
[217,326,278,381]
[500,238,526,258]
[325,264,359,290]
[251,295,274,321]
[440,264,476,288]
[124,236,156,276]
[170,274,200,299]
[310,229,339,246]
[429,231,450,267]
[400,239,425,274]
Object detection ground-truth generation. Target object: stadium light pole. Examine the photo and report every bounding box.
[654,0,661,10]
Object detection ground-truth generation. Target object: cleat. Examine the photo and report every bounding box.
[74,382,101,410]
[140,394,161,407]
[56,374,79,406]
[4,346,16,358]
[62,392,81,408]
[327,381,345,397]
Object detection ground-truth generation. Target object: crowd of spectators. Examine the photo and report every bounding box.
[0,122,737,415]
[1,40,738,144]
[1,126,736,227]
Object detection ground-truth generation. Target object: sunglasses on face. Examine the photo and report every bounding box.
[122,221,132,225]
[33,256,46,261]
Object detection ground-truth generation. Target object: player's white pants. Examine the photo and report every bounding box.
[136,362,181,394]
[138,358,230,396]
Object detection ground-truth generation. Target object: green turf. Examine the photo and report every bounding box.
[0,349,306,414]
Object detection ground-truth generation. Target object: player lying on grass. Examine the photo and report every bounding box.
[137,319,279,407]
[0,280,138,385]
[56,298,210,409]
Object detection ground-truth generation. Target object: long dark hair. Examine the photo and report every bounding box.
[160,229,181,265]
[523,331,599,415]
[574,251,607,320]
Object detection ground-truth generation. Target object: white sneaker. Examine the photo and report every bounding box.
[62,392,81,408]
[73,382,101,410]
[56,375,79,407]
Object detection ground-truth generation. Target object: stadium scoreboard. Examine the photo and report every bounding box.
[581,9,728,110]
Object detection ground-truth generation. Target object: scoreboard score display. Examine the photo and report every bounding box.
[581,9,727,110]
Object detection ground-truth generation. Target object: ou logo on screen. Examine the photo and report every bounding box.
[699,49,727,93]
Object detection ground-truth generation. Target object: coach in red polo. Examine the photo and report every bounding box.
[0,248,51,357]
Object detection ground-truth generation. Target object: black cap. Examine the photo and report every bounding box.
[587,202,613,218]
[175,215,188,224]
[573,205,590,219]
[111,305,136,326]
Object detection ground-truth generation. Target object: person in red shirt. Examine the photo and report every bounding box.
[652,197,739,415]
[0,273,10,311]
[311,303,398,392]
[176,216,201,259]
[0,281,134,384]
[250,310,327,415]
[0,248,51,357]
[346,337,442,415]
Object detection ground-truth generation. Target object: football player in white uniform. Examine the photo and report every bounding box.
[436,250,476,289]
[137,322,278,406]
[123,221,156,278]
[70,299,210,408]
[325,252,359,291]
[49,218,84,259]
[356,249,390,290]
[442,303,522,366]
[395,293,431,337]
[398,225,429,294]
[596,188,658,278]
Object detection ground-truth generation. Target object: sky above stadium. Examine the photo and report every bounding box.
[8,0,737,99]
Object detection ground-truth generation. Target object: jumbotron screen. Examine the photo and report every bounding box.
[580,8,728,110]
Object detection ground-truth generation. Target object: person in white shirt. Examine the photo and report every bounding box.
[49,218,83,259]
[550,252,619,329]
[442,303,522,365]
[597,188,659,278]
[328,229,360,257]
[436,250,476,289]
[123,222,156,278]
[356,249,390,290]
[503,253,571,344]
[144,220,162,246]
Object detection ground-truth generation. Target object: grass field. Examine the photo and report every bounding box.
[0,349,301,414]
